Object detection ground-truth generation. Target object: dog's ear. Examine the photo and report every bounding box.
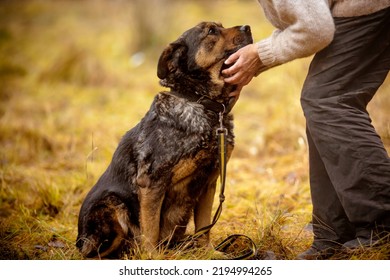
[157,39,187,79]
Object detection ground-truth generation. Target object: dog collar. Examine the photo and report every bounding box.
[165,91,230,115]
[196,95,226,114]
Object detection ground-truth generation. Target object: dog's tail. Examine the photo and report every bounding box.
[76,195,134,259]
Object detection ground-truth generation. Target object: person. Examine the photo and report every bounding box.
[222,0,390,260]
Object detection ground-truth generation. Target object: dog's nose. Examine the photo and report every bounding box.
[240,25,251,34]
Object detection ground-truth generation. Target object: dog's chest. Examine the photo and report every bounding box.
[133,94,233,192]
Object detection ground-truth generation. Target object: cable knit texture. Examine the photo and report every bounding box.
[255,0,390,74]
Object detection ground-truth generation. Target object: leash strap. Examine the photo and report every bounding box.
[216,113,227,206]
[189,114,227,238]
[189,110,257,260]
[214,234,258,260]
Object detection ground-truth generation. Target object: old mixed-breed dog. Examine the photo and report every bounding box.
[76,22,253,258]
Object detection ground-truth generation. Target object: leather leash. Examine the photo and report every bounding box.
[182,106,257,260]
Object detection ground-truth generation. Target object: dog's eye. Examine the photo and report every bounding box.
[208,26,218,36]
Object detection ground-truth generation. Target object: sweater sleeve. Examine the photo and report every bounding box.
[256,0,335,74]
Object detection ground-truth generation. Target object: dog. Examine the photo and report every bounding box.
[76,22,253,258]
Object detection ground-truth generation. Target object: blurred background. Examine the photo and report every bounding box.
[0,0,389,259]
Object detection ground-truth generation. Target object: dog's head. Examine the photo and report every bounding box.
[157,22,253,105]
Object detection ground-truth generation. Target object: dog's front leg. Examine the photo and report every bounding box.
[194,180,217,247]
[139,186,165,255]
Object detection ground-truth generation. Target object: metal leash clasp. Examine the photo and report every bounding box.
[216,104,228,136]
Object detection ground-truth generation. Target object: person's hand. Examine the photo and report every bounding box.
[222,43,262,90]
[226,84,243,111]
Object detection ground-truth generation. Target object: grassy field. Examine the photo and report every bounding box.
[0,0,389,260]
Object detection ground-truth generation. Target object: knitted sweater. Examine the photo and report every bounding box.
[256,0,390,73]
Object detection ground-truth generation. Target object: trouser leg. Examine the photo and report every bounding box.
[300,7,390,245]
[306,127,355,247]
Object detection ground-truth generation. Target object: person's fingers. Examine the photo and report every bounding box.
[224,72,244,84]
[224,70,252,85]
[229,85,243,97]
[222,44,260,84]
[222,62,239,77]
[224,51,240,65]
[222,52,241,76]
[226,85,245,111]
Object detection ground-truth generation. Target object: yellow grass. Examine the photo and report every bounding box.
[0,0,389,260]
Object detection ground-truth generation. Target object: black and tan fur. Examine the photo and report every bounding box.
[76,22,253,258]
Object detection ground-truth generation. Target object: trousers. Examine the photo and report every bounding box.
[300,7,390,248]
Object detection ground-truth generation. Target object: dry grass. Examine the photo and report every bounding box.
[0,0,389,260]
